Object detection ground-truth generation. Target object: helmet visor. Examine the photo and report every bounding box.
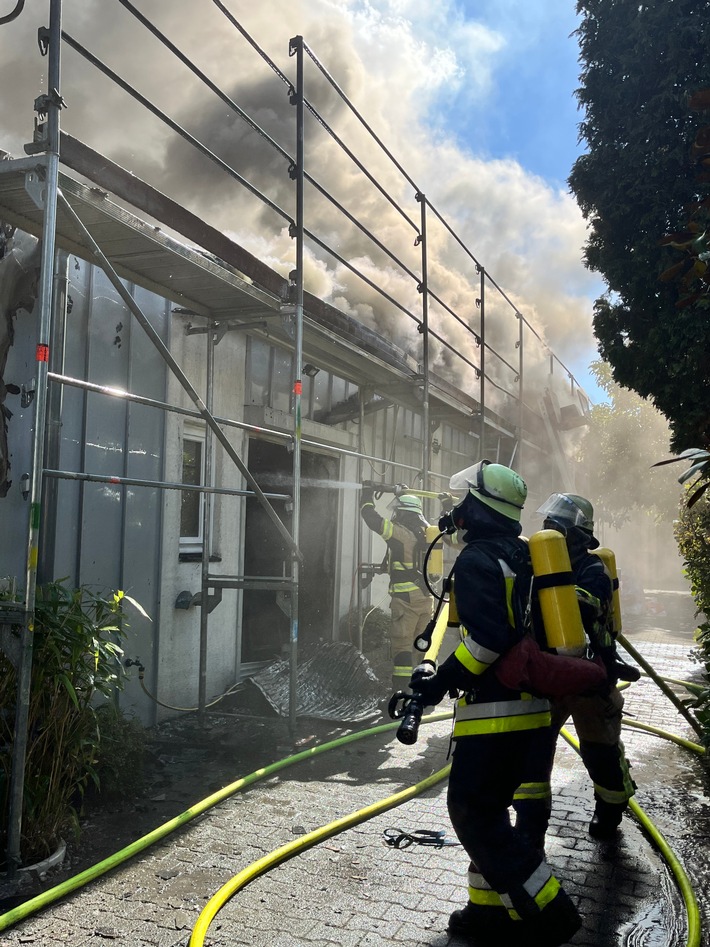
[449,460,490,494]
[536,493,593,530]
[388,493,423,514]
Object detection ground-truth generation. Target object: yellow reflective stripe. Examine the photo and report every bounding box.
[390,582,421,593]
[503,872,562,921]
[575,586,601,610]
[533,875,561,911]
[454,641,489,675]
[497,558,517,628]
[468,885,505,907]
[453,711,551,737]
[382,521,393,541]
[513,781,551,802]
[619,739,636,798]
[391,562,415,570]
[593,783,632,805]
[392,666,412,677]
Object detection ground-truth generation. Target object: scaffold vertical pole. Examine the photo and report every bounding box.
[417,194,430,492]
[289,34,305,739]
[478,266,485,459]
[198,324,216,724]
[6,0,63,878]
[517,311,524,472]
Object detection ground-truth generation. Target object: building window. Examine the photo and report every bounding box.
[180,431,205,551]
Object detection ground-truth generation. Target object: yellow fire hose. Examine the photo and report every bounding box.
[560,727,702,947]
[188,611,705,947]
[0,711,451,934]
[189,764,452,947]
[618,633,703,737]
[621,717,706,754]
[0,612,703,947]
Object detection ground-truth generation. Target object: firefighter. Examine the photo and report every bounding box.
[360,485,432,691]
[514,493,636,851]
[411,461,583,947]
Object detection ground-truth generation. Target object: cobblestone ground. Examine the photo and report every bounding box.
[1,625,708,947]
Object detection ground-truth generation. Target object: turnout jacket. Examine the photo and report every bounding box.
[571,545,615,653]
[441,524,551,739]
[360,502,428,597]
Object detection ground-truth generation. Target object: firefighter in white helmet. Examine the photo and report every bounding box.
[360,485,433,691]
[409,461,584,947]
[513,493,636,852]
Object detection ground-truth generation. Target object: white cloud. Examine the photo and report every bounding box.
[0,0,598,401]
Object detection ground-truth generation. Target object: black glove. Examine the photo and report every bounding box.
[597,645,619,686]
[361,480,375,503]
[438,493,456,513]
[409,660,449,707]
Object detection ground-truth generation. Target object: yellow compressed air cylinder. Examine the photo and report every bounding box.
[529,528,586,656]
[425,525,444,578]
[594,547,622,635]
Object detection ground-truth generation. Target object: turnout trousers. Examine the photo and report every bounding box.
[514,687,635,850]
[447,727,581,939]
[389,591,432,689]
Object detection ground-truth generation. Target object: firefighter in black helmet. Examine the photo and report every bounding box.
[360,486,433,691]
[514,493,636,851]
[409,461,583,947]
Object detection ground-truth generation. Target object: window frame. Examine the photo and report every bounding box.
[179,426,207,554]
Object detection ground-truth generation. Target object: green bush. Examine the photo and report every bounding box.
[339,605,391,654]
[0,582,135,863]
[673,495,710,744]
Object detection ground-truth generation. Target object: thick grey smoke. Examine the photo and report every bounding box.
[0,0,599,408]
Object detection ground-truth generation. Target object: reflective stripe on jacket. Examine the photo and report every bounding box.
[360,502,426,595]
[449,532,551,738]
[453,695,551,737]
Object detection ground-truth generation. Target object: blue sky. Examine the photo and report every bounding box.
[411,0,604,401]
[435,2,584,189]
[314,0,605,401]
[0,0,604,402]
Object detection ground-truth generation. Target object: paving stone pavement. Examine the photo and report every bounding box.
[1,627,708,947]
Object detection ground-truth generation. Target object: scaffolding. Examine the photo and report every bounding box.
[0,0,592,875]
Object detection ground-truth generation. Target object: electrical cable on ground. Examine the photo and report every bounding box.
[128,660,244,714]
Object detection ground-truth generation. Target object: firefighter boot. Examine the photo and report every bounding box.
[589,798,625,839]
[523,888,582,947]
[448,902,517,943]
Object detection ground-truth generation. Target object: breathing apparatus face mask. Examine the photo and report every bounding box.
[539,494,598,550]
[441,490,504,535]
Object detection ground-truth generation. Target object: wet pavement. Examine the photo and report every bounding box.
[0,619,708,947]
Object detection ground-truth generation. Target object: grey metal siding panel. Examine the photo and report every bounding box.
[52,255,91,585]
[78,268,129,590]
[120,285,168,721]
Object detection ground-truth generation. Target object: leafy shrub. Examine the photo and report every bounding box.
[0,582,135,863]
[339,605,391,654]
[673,494,710,744]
